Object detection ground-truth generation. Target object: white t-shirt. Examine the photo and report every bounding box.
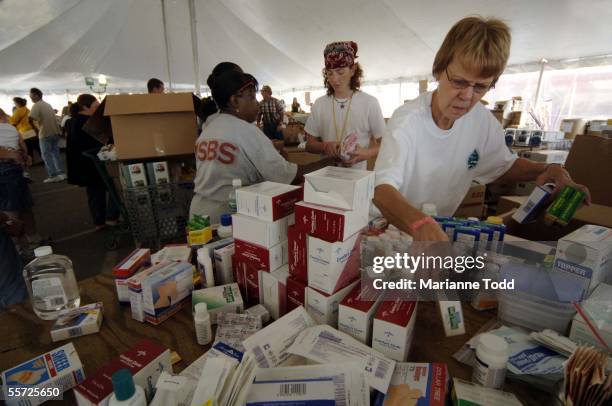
[375,91,517,216]
[0,123,20,150]
[191,113,298,222]
[305,91,385,169]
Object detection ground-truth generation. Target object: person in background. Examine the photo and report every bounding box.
[305,41,385,169]
[147,78,165,94]
[200,62,244,127]
[66,94,119,230]
[28,88,66,182]
[0,212,28,308]
[10,97,39,179]
[257,85,284,140]
[291,97,301,113]
[374,16,590,242]
[61,101,73,117]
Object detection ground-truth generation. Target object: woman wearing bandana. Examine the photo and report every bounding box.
[304,41,385,169]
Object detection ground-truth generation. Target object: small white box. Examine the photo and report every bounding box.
[512,184,554,224]
[306,280,358,327]
[124,163,148,187]
[146,161,170,185]
[295,201,368,243]
[214,243,235,285]
[338,282,385,344]
[142,262,194,325]
[372,299,418,362]
[519,150,569,164]
[307,233,361,294]
[304,166,374,211]
[50,302,104,342]
[261,265,290,320]
[235,239,288,272]
[232,213,291,248]
[236,181,303,222]
[192,283,244,324]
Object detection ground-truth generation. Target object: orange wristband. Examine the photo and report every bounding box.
[407,216,436,235]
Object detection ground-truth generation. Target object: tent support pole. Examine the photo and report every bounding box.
[161,0,173,91]
[188,0,201,95]
[533,58,548,112]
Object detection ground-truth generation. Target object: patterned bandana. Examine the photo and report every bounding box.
[324,41,358,69]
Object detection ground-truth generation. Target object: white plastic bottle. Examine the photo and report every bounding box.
[472,333,509,389]
[217,214,233,238]
[228,178,242,213]
[109,369,146,406]
[194,302,212,345]
[23,246,81,320]
[421,203,438,216]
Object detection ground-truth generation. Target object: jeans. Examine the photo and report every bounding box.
[39,134,64,177]
[86,184,120,226]
[263,122,283,140]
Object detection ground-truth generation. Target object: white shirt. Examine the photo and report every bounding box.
[0,123,19,150]
[375,91,517,216]
[305,91,385,169]
[191,113,297,222]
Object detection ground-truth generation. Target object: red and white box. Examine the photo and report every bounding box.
[113,248,151,303]
[286,277,308,312]
[288,225,308,283]
[261,265,290,320]
[236,181,303,222]
[74,338,171,406]
[295,201,368,243]
[372,299,418,362]
[235,239,288,272]
[233,255,263,307]
[304,166,374,212]
[338,281,385,345]
[306,280,358,327]
[307,233,361,295]
[232,213,292,248]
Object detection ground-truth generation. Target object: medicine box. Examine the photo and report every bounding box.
[234,239,288,272]
[304,166,374,212]
[286,277,308,312]
[112,248,151,303]
[122,163,148,187]
[372,299,418,362]
[214,243,235,286]
[287,225,308,283]
[142,262,194,325]
[295,201,368,243]
[146,161,170,185]
[232,213,290,248]
[50,302,104,342]
[307,232,361,294]
[236,181,303,222]
[192,283,244,324]
[128,262,173,322]
[306,280,358,327]
[338,281,385,344]
[261,265,290,320]
[378,363,449,406]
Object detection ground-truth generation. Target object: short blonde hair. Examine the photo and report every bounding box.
[433,16,511,83]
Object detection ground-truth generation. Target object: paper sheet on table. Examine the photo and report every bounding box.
[190,357,236,406]
[287,324,396,393]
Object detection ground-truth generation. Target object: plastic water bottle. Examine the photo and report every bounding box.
[23,246,81,320]
[228,178,242,213]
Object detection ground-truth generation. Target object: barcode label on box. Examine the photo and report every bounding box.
[280,383,306,396]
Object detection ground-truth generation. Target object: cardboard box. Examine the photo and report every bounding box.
[304,166,375,212]
[295,201,368,243]
[128,262,173,322]
[151,244,191,264]
[307,233,361,295]
[191,283,244,324]
[553,225,612,299]
[233,254,256,306]
[234,239,288,272]
[512,184,554,224]
[103,93,200,160]
[453,183,485,219]
[232,213,290,248]
[286,277,308,312]
[51,303,104,342]
[146,161,170,185]
[451,378,522,406]
[112,248,151,303]
[569,283,612,351]
[236,182,303,222]
[306,280,358,327]
[74,339,171,406]
[142,262,194,325]
[379,363,449,406]
[261,265,290,320]
[560,118,587,139]
[518,150,569,164]
[372,299,418,362]
[214,243,235,285]
[287,225,308,283]
[338,281,385,344]
[2,343,85,406]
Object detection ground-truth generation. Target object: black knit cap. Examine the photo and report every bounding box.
[210,71,258,109]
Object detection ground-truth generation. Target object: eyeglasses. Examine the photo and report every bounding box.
[445,68,495,95]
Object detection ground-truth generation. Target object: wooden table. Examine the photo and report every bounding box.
[1,272,551,405]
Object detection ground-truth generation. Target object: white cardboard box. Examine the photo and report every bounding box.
[512,184,554,224]
[306,280,358,327]
[232,213,291,248]
[146,161,170,185]
[141,262,194,325]
[51,302,104,342]
[128,262,173,322]
[295,201,368,243]
[234,239,288,272]
[372,299,418,362]
[338,281,385,345]
[236,181,302,222]
[518,150,569,164]
[214,243,235,285]
[192,283,244,324]
[261,265,290,320]
[307,233,361,294]
[304,166,374,211]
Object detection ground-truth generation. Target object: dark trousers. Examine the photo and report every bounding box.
[24,137,41,160]
[86,185,120,226]
[263,122,283,140]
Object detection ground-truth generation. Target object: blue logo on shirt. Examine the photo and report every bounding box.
[467,149,479,170]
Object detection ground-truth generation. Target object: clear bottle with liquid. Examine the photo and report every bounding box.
[23,246,80,320]
[228,178,242,213]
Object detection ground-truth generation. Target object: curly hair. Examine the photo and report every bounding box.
[323,62,363,96]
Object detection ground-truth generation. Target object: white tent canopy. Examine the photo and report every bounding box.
[1,0,611,94]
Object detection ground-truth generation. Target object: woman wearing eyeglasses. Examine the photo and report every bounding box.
[373,16,590,242]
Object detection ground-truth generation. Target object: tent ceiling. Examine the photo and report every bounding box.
[1,0,611,93]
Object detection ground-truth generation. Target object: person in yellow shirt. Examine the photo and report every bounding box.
[10,97,40,170]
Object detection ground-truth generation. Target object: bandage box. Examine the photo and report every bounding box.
[113,248,151,303]
[232,213,291,248]
[2,343,85,406]
[306,280,358,327]
[146,161,170,185]
[307,233,361,294]
[288,225,308,283]
[378,363,449,406]
[122,163,148,187]
[236,181,303,221]
[261,265,290,320]
[295,201,368,243]
[128,262,173,322]
[151,244,192,264]
[338,281,385,344]
[286,277,308,312]
[214,243,235,285]
[553,225,612,298]
[74,339,171,406]
[192,283,244,324]
[304,166,374,212]
[142,262,194,325]
[234,239,288,272]
[372,299,418,362]
[50,303,104,342]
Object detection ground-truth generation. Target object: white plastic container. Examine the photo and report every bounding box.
[23,246,81,320]
[228,178,242,213]
[217,214,233,238]
[194,302,212,345]
[472,333,509,389]
[108,369,146,406]
[421,203,438,216]
[197,248,215,288]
